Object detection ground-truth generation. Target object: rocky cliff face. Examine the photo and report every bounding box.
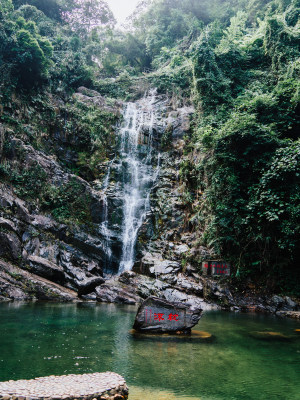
[0,144,107,300]
[0,88,119,301]
[0,88,213,308]
[0,88,298,315]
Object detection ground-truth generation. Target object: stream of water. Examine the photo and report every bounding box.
[100,89,160,274]
[0,303,299,400]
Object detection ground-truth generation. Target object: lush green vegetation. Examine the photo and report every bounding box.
[0,0,299,293]
[176,0,299,293]
[128,0,299,293]
[0,153,93,225]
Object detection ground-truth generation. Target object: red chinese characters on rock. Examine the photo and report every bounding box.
[212,263,227,274]
[202,261,231,276]
[144,309,152,322]
[168,313,179,321]
[144,309,180,323]
[154,313,164,321]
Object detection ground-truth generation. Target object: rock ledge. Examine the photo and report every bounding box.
[0,372,128,400]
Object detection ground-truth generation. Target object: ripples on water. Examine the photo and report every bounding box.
[0,302,299,400]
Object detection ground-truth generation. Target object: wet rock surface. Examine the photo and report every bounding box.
[133,296,202,333]
[0,232,22,261]
[0,92,299,314]
[26,255,65,284]
[0,92,200,303]
[0,171,105,300]
[276,311,300,319]
[0,372,128,400]
[85,272,219,311]
[0,260,78,301]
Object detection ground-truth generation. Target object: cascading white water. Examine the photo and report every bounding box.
[99,160,113,270]
[118,89,158,273]
[100,89,161,274]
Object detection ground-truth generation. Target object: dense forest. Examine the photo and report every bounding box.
[0,0,299,297]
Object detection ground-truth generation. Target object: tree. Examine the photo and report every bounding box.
[0,0,13,19]
[193,29,232,109]
[63,0,115,37]
[14,25,53,86]
[12,0,63,20]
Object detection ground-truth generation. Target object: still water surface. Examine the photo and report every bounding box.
[0,302,299,400]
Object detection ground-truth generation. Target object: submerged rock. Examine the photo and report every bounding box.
[250,331,293,341]
[133,296,202,333]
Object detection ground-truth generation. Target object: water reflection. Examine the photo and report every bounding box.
[0,302,299,400]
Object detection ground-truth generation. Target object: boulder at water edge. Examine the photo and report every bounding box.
[133,296,203,333]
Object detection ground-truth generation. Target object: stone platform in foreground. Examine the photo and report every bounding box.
[0,372,128,400]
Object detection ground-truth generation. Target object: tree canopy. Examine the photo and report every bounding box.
[0,0,299,293]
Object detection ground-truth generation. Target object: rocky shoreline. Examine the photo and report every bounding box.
[1,258,298,319]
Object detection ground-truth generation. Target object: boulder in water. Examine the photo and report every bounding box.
[133,296,202,334]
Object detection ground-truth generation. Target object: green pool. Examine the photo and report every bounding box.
[0,302,299,400]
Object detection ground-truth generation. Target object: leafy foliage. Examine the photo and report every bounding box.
[179,0,300,293]
[0,157,92,224]
[62,0,115,37]
[0,0,299,294]
[41,178,92,223]
[0,9,53,88]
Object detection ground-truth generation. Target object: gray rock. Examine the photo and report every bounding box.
[174,244,189,256]
[77,276,105,296]
[26,255,65,284]
[75,87,122,114]
[118,270,136,285]
[272,295,284,305]
[57,245,103,290]
[0,260,78,301]
[133,296,202,333]
[176,273,203,296]
[90,196,105,223]
[0,217,17,233]
[269,295,285,310]
[203,279,234,305]
[136,275,169,299]
[166,106,194,140]
[0,232,22,261]
[136,256,181,285]
[13,198,32,223]
[1,284,29,300]
[160,287,214,310]
[276,311,300,319]
[61,230,105,260]
[0,185,14,208]
[147,257,181,276]
[95,284,140,304]
[162,288,189,303]
[31,215,59,231]
[284,296,297,310]
[0,123,4,159]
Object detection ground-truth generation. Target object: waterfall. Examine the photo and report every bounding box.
[99,160,113,272]
[101,89,161,274]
